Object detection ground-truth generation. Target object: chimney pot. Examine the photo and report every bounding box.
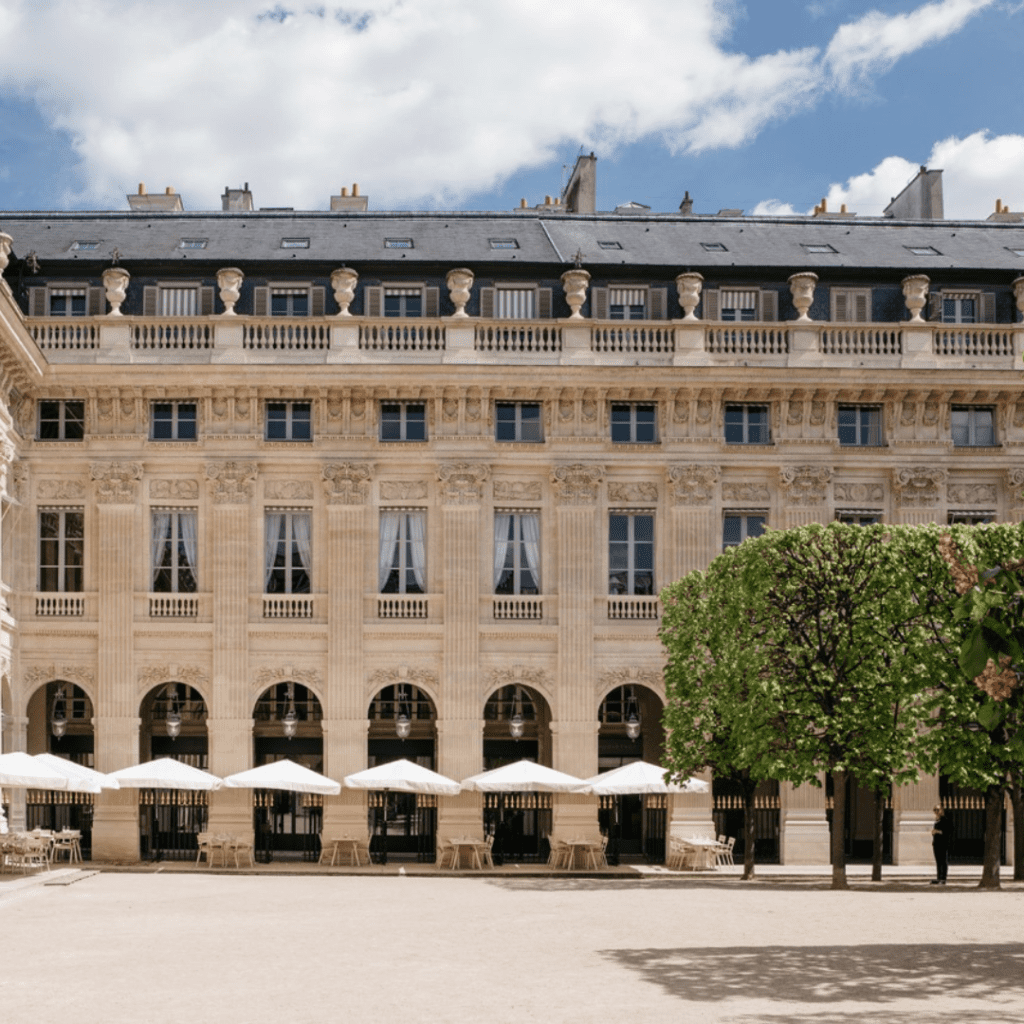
[138,183,146,194]
[341,186,348,196]
[165,186,174,195]
[840,203,847,214]
[520,198,527,208]
[352,183,359,196]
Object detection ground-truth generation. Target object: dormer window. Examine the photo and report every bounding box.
[384,238,413,249]
[179,239,208,250]
[489,239,518,250]
[906,246,940,256]
[281,238,309,249]
[69,241,99,251]
[598,241,623,250]
[701,242,728,252]
[803,243,837,254]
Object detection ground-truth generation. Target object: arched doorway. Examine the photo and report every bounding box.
[253,681,324,861]
[138,682,209,860]
[482,683,553,863]
[597,682,665,862]
[367,683,437,862]
[25,680,95,859]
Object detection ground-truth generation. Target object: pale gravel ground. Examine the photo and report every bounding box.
[1,872,1023,1024]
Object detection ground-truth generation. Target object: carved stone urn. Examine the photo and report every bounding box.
[901,274,930,323]
[1013,276,1024,322]
[102,267,130,316]
[445,267,474,317]
[216,267,244,315]
[788,272,818,323]
[0,232,12,274]
[560,268,591,319]
[330,266,359,316]
[675,272,703,320]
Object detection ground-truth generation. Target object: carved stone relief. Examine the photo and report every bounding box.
[22,664,95,697]
[254,666,323,693]
[380,480,428,502]
[322,462,373,505]
[91,461,143,503]
[438,462,490,505]
[138,664,209,693]
[833,481,885,505]
[265,480,314,501]
[551,463,604,506]
[598,666,664,697]
[668,464,720,506]
[205,461,257,504]
[369,665,438,697]
[722,482,770,504]
[37,480,86,500]
[484,665,551,700]
[779,465,833,507]
[149,479,200,500]
[608,482,659,504]
[493,480,543,502]
[947,483,997,507]
[893,466,947,508]
[1007,468,1024,507]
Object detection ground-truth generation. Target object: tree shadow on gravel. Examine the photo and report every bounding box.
[484,877,984,893]
[599,943,1024,1006]
[728,1013,1023,1024]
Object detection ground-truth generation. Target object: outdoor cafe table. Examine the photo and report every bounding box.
[447,837,489,870]
[320,836,368,867]
[680,836,722,870]
[563,838,605,871]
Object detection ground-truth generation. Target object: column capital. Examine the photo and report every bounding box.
[322,461,374,505]
[551,463,604,506]
[437,461,490,506]
[205,460,257,504]
[91,461,143,504]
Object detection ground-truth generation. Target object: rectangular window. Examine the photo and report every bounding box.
[495,288,535,319]
[379,512,426,594]
[838,406,883,447]
[948,512,995,525]
[151,402,197,441]
[836,512,881,526]
[48,289,86,317]
[942,297,976,324]
[495,402,542,442]
[151,511,198,593]
[264,512,311,594]
[38,400,85,441]
[720,290,757,322]
[380,402,426,442]
[266,401,312,441]
[611,403,656,443]
[39,509,84,592]
[609,288,646,321]
[725,404,770,444]
[951,406,995,447]
[159,287,198,317]
[494,513,540,595]
[270,289,310,316]
[608,513,654,595]
[723,513,766,551]
[384,287,422,317]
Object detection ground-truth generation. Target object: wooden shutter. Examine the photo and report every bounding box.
[424,286,440,318]
[364,285,382,318]
[759,290,778,322]
[142,285,158,317]
[252,286,269,317]
[199,286,215,316]
[831,289,848,322]
[702,288,719,321]
[479,286,495,319]
[537,287,553,319]
[591,287,608,320]
[853,290,870,323]
[981,292,996,323]
[88,286,105,316]
[927,292,942,322]
[310,286,326,317]
[649,287,667,321]
[830,288,870,323]
[28,287,46,317]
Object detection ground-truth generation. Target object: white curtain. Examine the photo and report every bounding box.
[378,512,402,591]
[151,511,171,589]
[179,512,198,584]
[407,513,426,592]
[264,513,284,591]
[493,513,512,590]
[292,513,312,578]
[521,513,540,591]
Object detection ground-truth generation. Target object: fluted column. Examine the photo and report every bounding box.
[779,778,830,864]
[668,465,720,578]
[204,461,258,839]
[90,462,143,861]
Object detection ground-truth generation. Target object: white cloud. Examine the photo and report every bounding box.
[0,0,997,210]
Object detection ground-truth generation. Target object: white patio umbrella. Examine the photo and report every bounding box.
[581,761,709,796]
[344,758,461,796]
[224,758,340,796]
[0,751,71,789]
[107,757,223,791]
[34,753,119,794]
[461,758,587,793]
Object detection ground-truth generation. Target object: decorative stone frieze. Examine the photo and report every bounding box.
[893,466,946,507]
[205,461,257,504]
[947,482,997,506]
[788,272,818,323]
[445,267,474,317]
[675,272,703,320]
[598,666,664,697]
[833,481,884,504]
[484,665,551,700]
[216,267,244,315]
[265,480,314,500]
[91,461,143,503]
[102,267,130,316]
[37,479,86,500]
[22,664,95,697]
[369,665,438,697]
[11,462,27,503]
[608,481,658,504]
[668,464,719,506]
[901,275,930,323]
[254,666,323,694]
[493,480,542,502]
[551,463,604,506]
[322,462,373,505]
[438,462,490,505]
[1007,468,1024,506]
[560,268,590,319]
[722,482,770,504]
[779,465,832,506]
[150,479,200,500]
[138,664,209,693]
[330,267,358,316]
[380,480,428,501]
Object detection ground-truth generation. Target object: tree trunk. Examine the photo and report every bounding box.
[831,769,849,889]
[1010,774,1023,882]
[979,782,1004,890]
[871,785,886,882]
[741,777,757,881]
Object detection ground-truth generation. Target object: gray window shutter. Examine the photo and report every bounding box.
[424,286,439,318]
[88,286,105,316]
[759,290,778,322]
[29,287,47,317]
[981,292,996,323]
[831,290,848,322]
[479,287,495,319]
[253,286,269,318]
[649,287,667,321]
[853,291,869,323]
[702,289,719,321]
[364,285,382,318]
[591,287,608,320]
[310,286,326,317]
[537,287,553,319]
[927,292,942,322]
[199,286,215,316]
[143,285,158,317]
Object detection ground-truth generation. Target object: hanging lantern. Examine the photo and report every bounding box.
[395,712,411,740]
[165,684,181,739]
[626,713,641,741]
[509,712,524,740]
[282,708,298,740]
[51,686,67,739]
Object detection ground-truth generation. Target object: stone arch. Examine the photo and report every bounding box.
[136,665,210,709]
[366,666,440,715]
[20,664,97,718]
[482,665,554,769]
[251,666,325,711]
[595,666,666,711]
[480,665,555,718]
[596,667,666,768]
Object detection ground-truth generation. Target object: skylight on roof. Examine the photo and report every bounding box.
[701,242,728,252]
[1007,247,1024,257]
[70,241,99,251]
[906,245,940,256]
[489,239,518,249]
[179,239,208,249]
[384,238,413,249]
[803,243,838,254]
[598,241,623,250]
[281,238,310,249]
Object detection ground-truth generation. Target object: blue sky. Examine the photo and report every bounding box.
[0,0,1022,218]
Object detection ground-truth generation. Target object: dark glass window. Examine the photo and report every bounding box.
[38,400,85,441]
[152,402,197,441]
[380,403,427,442]
[266,402,312,441]
[496,402,542,442]
[725,404,770,444]
[611,403,656,443]
[608,514,653,595]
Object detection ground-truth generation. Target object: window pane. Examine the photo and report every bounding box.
[153,404,174,440]
[748,407,769,444]
[747,516,766,539]
[177,404,197,440]
[271,294,289,316]
[292,294,309,317]
[635,406,656,443]
[837,407,856,446]
[724,407,744,444]
[951,409,969,446]
[291,404,311,440]
[634,516,654,543]
[974,409,994,446]
[267,403,288,439]
[381,404,402,440]
[609,515,628,542]
[404,404,426,441]
[405,295,422,317]
[723,517,741,547]
[611,406,631,442]
[384,295,402,317]
[64,402,85,440]
[496,404,517,442]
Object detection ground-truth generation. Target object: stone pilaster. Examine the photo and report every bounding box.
[669,770,715,840]
[893,466,946,525]
[668,464,719,577]
[892,772,939,865]
[779,778,830,864]
[779,465,832,529]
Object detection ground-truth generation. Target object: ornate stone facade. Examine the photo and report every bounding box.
[205,461,257,504]
[668,465,719,506]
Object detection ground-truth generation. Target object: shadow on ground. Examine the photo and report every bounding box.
[728,1014,1023,1024]
[599,943,1024,1006]
[484,877,995,893]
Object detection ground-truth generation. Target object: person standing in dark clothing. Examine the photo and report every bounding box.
[931,804,953,884]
